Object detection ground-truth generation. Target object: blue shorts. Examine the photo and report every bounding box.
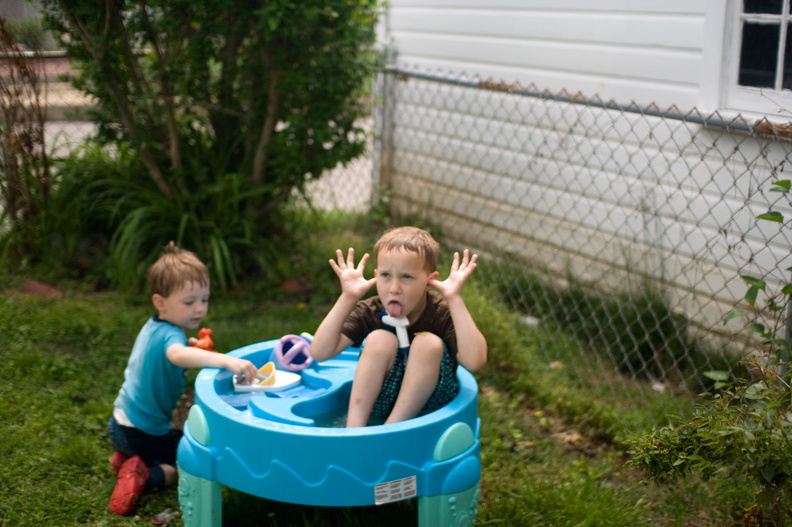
[107,416,182,489]
[371,347,459,421]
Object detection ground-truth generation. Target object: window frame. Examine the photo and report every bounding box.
[726,0,792,117]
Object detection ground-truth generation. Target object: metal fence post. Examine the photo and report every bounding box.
[784,276,792,380]
[373,50,396,209]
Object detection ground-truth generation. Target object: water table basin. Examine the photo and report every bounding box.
[177,338,481,527]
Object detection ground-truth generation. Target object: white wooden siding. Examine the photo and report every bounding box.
[384,1,713,109]
[379,1,791,336]
[382,75,792,332]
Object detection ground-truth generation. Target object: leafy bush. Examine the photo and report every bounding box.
[2,143,141,282]
[628,364,792,522]
[23,1,381,290]
[40,1,379,207]
[102,164,261,292]
[626,179,792,525]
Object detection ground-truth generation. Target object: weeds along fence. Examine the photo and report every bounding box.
[373,66,792,418]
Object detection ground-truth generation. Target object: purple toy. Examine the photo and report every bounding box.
[274,334,313,371]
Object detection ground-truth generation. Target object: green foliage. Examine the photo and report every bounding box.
[40,0,379,205]
[0,19,55,270]
[11,145,130,277]
[626,363,792,523]
[101,161,261,292]
[626,179,792,524]
[1,16,54,51]
[21,0,380,289]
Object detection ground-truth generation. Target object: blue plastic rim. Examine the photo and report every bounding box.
[177,339,481,507]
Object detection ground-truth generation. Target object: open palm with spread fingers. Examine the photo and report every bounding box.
[329,248,377,300]
[429,249,478,300]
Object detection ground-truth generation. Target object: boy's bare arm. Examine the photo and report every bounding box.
[429,250,488,371]
[309,295,357,361]
[310,248,375,361]
[445,295,487,371]
[166,345,259,383]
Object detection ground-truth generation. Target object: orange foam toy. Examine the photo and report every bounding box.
[194,328,216,352]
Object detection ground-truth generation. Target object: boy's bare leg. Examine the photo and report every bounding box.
[385,333,444,424]
[347,330,398,427]
[162,464,178,486]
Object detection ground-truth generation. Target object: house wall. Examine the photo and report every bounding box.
[381,0,725,111]
[378,1,792,335]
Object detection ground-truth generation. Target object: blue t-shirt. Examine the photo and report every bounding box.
[113,317,187,435]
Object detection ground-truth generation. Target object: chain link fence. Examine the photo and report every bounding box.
[10,52,792,423]
[374,66,792,417]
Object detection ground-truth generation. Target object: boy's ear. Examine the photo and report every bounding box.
[151,293,166,312]
[426,270,439,287]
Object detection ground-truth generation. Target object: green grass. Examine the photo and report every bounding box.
[0,275,742,527]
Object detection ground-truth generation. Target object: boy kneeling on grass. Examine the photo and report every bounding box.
[106,242,258,516]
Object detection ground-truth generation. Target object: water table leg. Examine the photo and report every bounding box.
[417,483,479,527]
[178,469,222,527]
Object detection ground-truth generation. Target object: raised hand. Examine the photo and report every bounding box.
[429,249,478,300]
[329,248,377,300]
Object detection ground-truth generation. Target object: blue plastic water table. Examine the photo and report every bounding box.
[177,338,481,527]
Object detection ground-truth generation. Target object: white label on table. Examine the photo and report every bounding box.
[374,475,417,505]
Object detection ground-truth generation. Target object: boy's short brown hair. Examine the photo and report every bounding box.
[147,241,210,297]
[374,226,440,272]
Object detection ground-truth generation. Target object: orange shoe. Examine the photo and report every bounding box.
[109,456,149,516]
[110,451,129,474]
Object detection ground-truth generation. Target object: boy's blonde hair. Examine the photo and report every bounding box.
[374,226,439,272]
[147,241,210,297]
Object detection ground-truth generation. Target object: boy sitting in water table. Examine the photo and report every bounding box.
[310,226,487,427]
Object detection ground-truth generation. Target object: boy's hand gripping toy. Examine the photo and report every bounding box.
[232,335,308,393]
[232,358,301,393]
[194,328,216,352]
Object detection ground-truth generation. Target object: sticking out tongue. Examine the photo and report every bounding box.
[387,302,403,317]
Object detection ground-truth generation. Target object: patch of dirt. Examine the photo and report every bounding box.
[171,384,194,431]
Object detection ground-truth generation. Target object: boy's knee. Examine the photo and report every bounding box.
[410,332,443,356]
[363,329,398,355]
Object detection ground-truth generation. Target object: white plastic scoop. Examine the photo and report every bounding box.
[381,315,410,348]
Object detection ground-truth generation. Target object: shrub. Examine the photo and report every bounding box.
[0,20,52,268]
[27,0,381,290]
[626,179,792,525]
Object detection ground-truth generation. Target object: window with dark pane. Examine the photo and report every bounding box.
[744,0,783,14]
[738,22,780,88]
[784,22,792,88]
